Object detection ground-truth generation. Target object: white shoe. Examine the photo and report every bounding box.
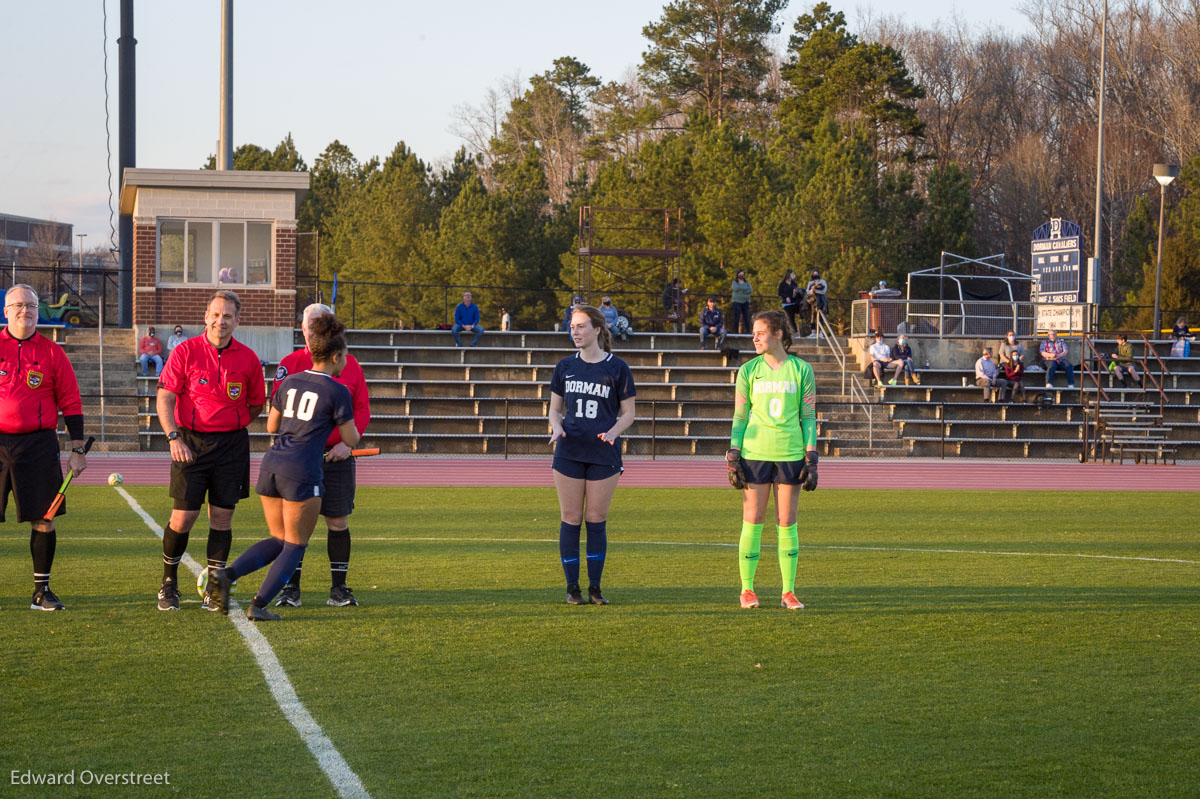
[1044,383,1052,388]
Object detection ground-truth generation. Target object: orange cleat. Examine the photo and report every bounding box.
[780,591,805,610]
[740,589,759,609]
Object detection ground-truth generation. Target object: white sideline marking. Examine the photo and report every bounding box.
[115,488,372,799]
[358,535,1200,566]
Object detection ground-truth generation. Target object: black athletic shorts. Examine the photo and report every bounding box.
[319,455,356,518]
[169,427,251,511]
[552,457,623,481]
[742,459,805,486]
[255,469,323,503]
[0,429,64,523]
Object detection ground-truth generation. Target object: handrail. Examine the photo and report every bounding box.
[1079,334,1110,404]
[817,309,875,449]
[1136,332,1171,408]
[814,309,846,396]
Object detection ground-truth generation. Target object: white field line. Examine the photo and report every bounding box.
[115,488,371,799]
[4,535,1197,567]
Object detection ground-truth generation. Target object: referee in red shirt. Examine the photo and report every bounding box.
[155,291,265,611]
[0,284,88,611]
[271,303,370,608]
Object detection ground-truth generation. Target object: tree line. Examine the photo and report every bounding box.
[207,0,1199,331]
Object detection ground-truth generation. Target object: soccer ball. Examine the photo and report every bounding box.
[107,473,123,486]
[196,569,236,598]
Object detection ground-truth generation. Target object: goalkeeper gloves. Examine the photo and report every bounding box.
[800,450,819,492]
[726,448,747,490]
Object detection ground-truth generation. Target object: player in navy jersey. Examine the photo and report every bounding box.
[548,304,636,605]
[212,315,360,621]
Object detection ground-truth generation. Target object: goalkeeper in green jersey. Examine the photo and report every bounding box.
[726,310,818,610]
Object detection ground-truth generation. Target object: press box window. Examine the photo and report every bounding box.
[157,220,272,286]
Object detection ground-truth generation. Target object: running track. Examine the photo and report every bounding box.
[72,455,1200,491]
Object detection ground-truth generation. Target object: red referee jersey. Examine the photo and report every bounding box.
[158,335,266,433]
[273,347,370,448]
[0,328,83,434]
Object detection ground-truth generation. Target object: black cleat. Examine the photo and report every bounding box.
[276,585,302,608]
[566,583,585,605]
[201,587,221,612]
[327,585,359,607]
[246,604,282,622]
[588,585,609,605]
[31,586,65,611]
[157,580,180,611]
[211,568,234,616]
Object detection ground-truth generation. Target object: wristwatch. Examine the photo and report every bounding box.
[71,445,87,454]
[167,431,180,442]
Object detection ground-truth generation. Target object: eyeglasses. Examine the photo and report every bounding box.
[5,303,37,311]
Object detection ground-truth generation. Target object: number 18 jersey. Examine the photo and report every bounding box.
[732,354,816,461]
[262,370,354,484]
[549,352,637,466]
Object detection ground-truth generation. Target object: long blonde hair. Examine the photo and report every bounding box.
[571,305,613,353]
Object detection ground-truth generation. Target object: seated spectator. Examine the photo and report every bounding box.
[868,330,900,385]
[165,324,187,359]
[600,296,619,337]
[563,296,584,338]
[869,280,901,299]
[1171,315,1193,341]
[138,326,164,377]
[1004,351,1026,402]
[999,331,1026,365]
[499,307,511,332]
[975,346,1009,401]
[1039,329,1075,388]
[699,296,727,350]
[887,335,920,385]
[452,291,485,347]
[1108,334,1141,388]
[218,266,239,283]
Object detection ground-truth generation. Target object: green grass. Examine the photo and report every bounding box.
[1,486,1197,798]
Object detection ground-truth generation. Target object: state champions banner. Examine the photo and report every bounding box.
[1030,218,1082,303]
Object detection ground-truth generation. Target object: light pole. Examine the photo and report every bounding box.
[1151,164,1179,338]
[76,233,87,294]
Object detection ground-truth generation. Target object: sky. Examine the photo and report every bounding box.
[2,0,1032,251]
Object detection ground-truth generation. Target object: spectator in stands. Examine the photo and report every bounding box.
[662,278,688,332]
[975,346,1009,401]
[452,291,484,347]
[1173,316,1193,342]
[868,330,901,385]
[1004,351,1027,402]
[999,331,1026,365]
[599,296,620,336]
[777,270,801,332]
[804,270,828,338]
[1039,329,1075,388]
[1109,334,1141,388]
[699,296,727,351]
[166,325,187,360]
[138,326,164,377]
[869,280,901,299]
[730,270,752,335]
[499,307,511,332]
[563,296,584,338]
[888,335,920,385]
[218,267,239,283]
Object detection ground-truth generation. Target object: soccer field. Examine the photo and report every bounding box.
[1,486,1197,798]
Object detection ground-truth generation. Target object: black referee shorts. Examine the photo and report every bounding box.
[319,455,356,518]
[0,429,64,523]
[169,427,251,511]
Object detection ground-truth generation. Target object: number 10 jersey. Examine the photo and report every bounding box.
[262,370,354,484]
[549,352,637,466]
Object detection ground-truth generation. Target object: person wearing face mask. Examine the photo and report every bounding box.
[599,296,619,337]
[1004,350,1027,402]
[730,270,752,335]
[138,326,164,377]
[999,331,1025,365]
[165,325,187,361]
[887,335,920,385]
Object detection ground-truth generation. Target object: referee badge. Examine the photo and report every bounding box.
[227,382,243,400]
[26,370,44,389]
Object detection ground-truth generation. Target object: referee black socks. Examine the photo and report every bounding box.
[31,530,55,590]
[328,528,350,588]
[207,529,233,576]
[161,526,188,583]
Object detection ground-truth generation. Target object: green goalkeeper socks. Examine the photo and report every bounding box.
[739,521,763,591]
[778,523,799,593]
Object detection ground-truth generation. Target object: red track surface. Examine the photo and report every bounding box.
[74,455,1200,491]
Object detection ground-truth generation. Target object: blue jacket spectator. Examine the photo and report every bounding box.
[699,297,727,350]
[452,291,484,347]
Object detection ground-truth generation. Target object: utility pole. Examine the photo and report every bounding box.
[217,0,234,170]
[76,233,87,294]
[1089,0,1107,308]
